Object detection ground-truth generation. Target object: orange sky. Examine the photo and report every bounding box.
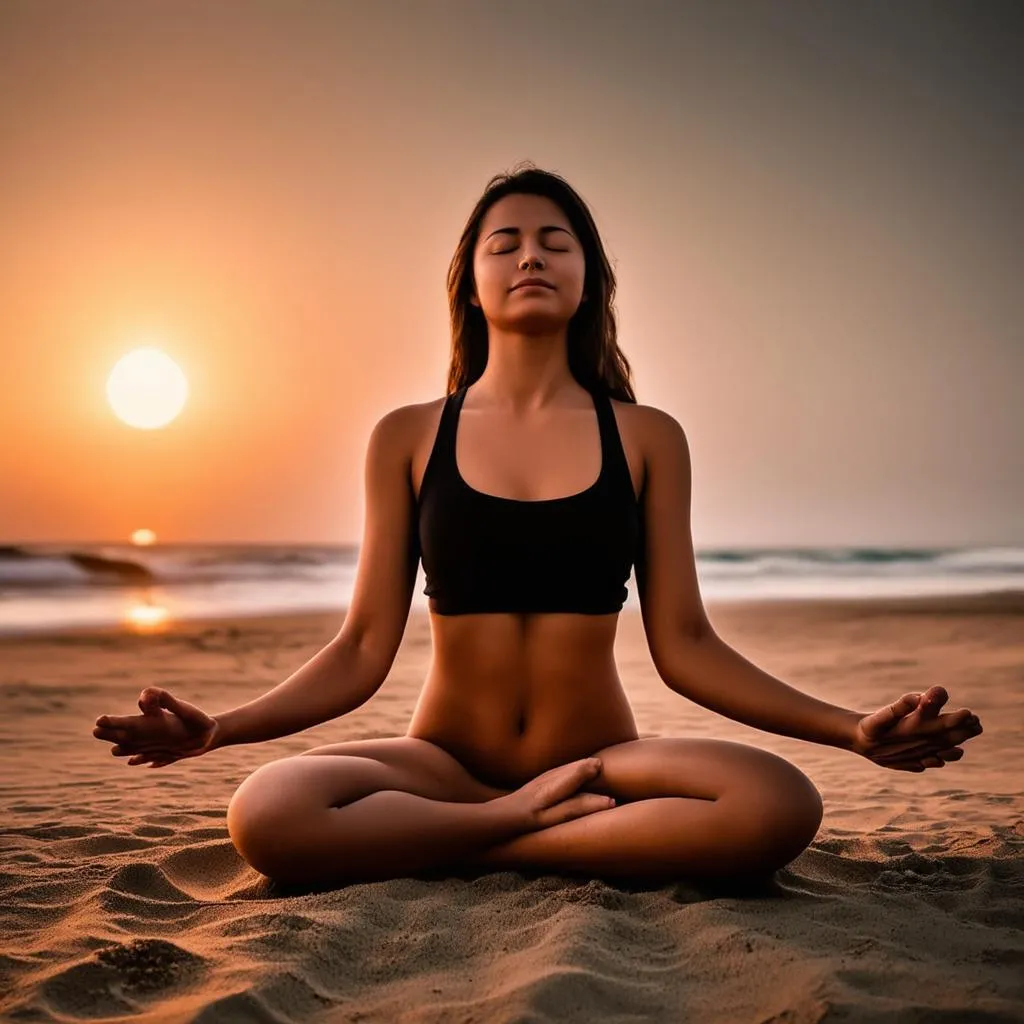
[1,1,1020,547]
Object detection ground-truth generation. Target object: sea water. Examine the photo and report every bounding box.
[0,543,1021,636]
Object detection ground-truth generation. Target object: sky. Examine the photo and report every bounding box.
[1,0,1021,548]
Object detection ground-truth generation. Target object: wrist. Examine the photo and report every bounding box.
[834,708,865,751]
[209,713,235,750]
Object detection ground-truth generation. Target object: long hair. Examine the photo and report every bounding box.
[445,163,636,403]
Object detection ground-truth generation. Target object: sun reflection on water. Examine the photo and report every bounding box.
[125,601,170,632]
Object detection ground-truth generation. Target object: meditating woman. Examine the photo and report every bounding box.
[92,166,983,888]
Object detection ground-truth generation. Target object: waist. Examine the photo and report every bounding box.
[427,608,620,674]
[407,612,638,788]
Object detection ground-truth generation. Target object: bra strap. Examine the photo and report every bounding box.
[593,389,634,494]
[435,387,466,455]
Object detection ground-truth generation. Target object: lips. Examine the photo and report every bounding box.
[511,278,555,291]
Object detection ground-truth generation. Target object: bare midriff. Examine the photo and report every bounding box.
[406,609,639,790]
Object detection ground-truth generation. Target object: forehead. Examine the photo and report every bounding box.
[479,193,571,232]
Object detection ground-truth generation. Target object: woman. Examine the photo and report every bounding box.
[92,165,983,888]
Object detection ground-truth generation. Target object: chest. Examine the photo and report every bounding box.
[454,409,602,502]
[411,402,644,504]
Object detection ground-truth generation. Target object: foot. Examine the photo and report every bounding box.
[497,758,616,832]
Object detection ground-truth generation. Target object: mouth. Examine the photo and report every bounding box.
[511,281,555,292]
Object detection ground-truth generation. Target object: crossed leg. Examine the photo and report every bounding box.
[467,736,823,884]
[227,737,516,885]
[225,734,822,888]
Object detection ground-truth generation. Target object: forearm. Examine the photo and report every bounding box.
[211,636,385,748]
[659,631,864,749]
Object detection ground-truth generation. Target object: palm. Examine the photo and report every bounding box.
[134,707,204,746]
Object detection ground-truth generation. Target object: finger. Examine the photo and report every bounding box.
[96,715,138,730]
[876,744,964,768]
[139,688,167,715]
[153,689,212,728]
[127,753,167,766]
[913,686,949,721]
[858,693,922,739]
[885,708,976,742]
[546,791,616,824]
[121,745,176,760]
[94,724,137,742]
[873,737,965,763]
[868,729,969,757]
[138,687,210,729]
[873,745,933,764]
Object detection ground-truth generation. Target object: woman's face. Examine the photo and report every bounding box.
[470,192,586,332]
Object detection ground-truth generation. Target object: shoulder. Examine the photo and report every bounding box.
[609,398,684,435]
[368,396,448,461]
[608,399,690,474]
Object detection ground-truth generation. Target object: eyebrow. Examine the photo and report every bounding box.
[483,225,575,242]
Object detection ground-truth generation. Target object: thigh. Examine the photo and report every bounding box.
[587,736,823,820]
[468,737,823,882]
[297,735,504,803]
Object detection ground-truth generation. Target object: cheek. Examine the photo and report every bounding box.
[473,261,507,300]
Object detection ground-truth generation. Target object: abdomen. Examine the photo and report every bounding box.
[406,612,639,788]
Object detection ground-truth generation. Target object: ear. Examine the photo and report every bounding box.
[470,293,480,307]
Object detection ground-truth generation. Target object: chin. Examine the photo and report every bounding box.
[498,316,571,334]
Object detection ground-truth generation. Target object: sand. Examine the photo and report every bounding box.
[1,594,1022,1022]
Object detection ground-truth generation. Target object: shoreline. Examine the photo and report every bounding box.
[2,587,1022,644]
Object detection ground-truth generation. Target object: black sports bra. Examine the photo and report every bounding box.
[414,386,642,615]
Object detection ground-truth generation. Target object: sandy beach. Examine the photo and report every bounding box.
[2,593,1022,1022]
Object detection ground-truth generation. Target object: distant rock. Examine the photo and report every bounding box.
[0,545,33,559]
[66,552,155,584]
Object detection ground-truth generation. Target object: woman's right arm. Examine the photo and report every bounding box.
[95,404,423,763]
[212,404,422,748]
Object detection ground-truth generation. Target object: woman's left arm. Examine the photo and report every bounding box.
[653,629,864,748]
[633,406,983,765]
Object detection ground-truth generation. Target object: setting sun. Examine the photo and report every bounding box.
[106,347,189,429]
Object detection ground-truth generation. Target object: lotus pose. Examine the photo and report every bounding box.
[93,166,983,888]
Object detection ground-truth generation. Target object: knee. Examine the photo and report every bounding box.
[737,756,823,873]
[227,757,307,877]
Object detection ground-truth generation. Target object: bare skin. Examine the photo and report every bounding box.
[93,192,983,888]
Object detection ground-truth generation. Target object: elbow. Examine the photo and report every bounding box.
[331,628,395,687]
[652,624,720,694]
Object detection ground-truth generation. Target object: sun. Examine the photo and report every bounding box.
[106,347,189,429]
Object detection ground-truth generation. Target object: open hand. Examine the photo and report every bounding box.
[92,687,220,768]
[851,685,982,772]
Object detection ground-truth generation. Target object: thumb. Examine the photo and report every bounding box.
[138,687,166,715]
[153,689,212,728]
[138,688,209,727]
[859,692,922,739]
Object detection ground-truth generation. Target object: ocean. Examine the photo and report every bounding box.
[0,543,1021,636]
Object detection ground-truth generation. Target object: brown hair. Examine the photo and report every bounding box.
[445,163,636,403]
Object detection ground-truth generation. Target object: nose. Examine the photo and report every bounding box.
[518,250,544,271]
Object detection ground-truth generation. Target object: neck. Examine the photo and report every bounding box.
[472,331,581,411]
